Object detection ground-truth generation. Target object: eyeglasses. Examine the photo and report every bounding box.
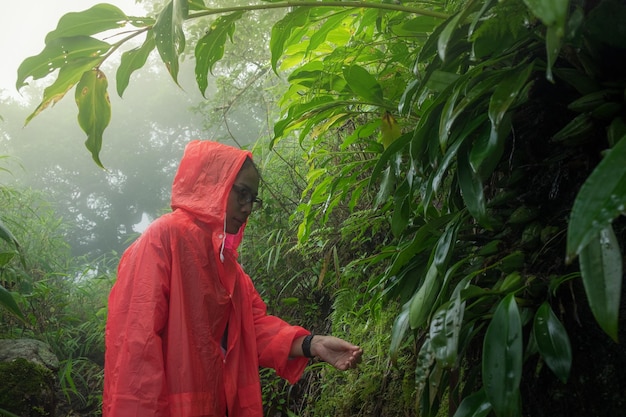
[231,184,263,210]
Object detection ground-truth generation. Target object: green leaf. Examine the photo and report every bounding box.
[25,58,102,126]
[390,301,411,363]
[17,36,111,90]
[579,226,622,341]
[117,31,156,97]
[430,276,469,368]
[75,69,111,168]
[566,136,626,261]
[195,12,243,97]
[45,3,129,42]
[0,251,16,267]
[523,0,568,28]
[452,388,492,417]
[533,302,572,383]
[457,142,490,228]
[409,221,459,331]
[523,0,568,81]
[0,219,20,248]
[270,8,310,73]
[409,262,440,330]
[343,65,384,105]
[307,9,350,54]
[437,12,464,63]
[483,293,523,417]
[153,0,188,83]
[0,284,27,324]
[391,181,411,238]
[488,62,533,132]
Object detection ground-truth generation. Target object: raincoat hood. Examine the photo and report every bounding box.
[171,140,252,254]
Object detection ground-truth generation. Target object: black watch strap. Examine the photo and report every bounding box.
[302,334,315,358]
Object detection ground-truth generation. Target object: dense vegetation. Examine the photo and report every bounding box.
[2,0,625,416]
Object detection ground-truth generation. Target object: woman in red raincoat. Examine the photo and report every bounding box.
[103,140,362,417]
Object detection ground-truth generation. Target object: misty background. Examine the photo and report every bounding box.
[0,0,283,259]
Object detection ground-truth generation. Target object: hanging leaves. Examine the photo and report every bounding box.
[75,69,111,168]
[483,294,523,417]
[579,225,622,341]
[533,302,572,383]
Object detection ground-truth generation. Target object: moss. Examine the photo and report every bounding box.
[0,358,56,417]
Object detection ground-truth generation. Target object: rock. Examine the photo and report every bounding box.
[0,339,59,371]
[0,338,59,416]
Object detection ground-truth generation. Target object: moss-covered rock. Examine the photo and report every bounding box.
[0,358,57,416]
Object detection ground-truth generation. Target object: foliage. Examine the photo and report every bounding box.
[18,0,626,416]
[0,185,112,416]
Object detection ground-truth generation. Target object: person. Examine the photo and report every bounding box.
[103,140,363,417]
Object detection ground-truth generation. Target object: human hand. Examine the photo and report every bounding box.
[310,335,363,371]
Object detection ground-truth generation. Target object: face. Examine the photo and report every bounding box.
[225,163,260,234]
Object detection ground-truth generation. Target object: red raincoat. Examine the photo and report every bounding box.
[103,140,310,417]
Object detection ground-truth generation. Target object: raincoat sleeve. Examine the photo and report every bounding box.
[248,277,310,384]
[104,224,172,417]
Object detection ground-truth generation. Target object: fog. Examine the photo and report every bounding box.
[0,2,272,258]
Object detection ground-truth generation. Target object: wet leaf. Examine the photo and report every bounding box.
[457,142,490,228]
[566,136,626,261]
[579,225,622,341]
[153,0,188,83]
[45,3,129,42]
[270,8,310,73]
[409,262,440,329]
[483,293,522,417]
[344,65,384,105]
[117,31,156,97]
[0,284,27,324]
[17,36,111,90]
[533,302,572,383]
[390,301,411,363]
[195,12,243,97]
[452,388,492,417]
[75,69,111,168]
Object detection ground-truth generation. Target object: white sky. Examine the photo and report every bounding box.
[0,0,146,96]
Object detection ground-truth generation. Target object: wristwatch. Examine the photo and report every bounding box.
[302,334,315,358]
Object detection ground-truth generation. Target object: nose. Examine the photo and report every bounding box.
[240,200,253,215]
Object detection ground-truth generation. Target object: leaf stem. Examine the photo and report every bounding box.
[188,1,450,20]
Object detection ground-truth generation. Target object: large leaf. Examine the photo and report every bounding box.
[25,57,102,126]
[430,276,469,368]
[409,262,440,330]
[566,136,626,261]
[453,388,492,417]
[483,293,523,417]
[390,301,411,363]
[343,65,384,105]
[522,0,569,81]
[457,141,490,228]
[487,61,533,138]
[0,219,20,248]
[533,302,572,383]
[0,284,27,324]
[45,4,129,42]
[153,0,188,83]
[17,36,111,90]
[579,225,622,341]
[75,69,111,168]
[195,12,244,97]
[270,8,311,73]
[116,31,156,97]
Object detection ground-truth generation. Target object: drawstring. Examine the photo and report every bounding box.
[220,217,227,262]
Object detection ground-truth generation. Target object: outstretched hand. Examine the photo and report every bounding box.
[310,335,363,371]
